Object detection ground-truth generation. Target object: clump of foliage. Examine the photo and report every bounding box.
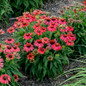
[59,1,86,57]
[8,9,76,80]
[0,0,12,24]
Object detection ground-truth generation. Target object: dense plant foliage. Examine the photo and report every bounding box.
[6,9,76,80]
[0,0,12,24]
[0,30,23,85]
[59,2,86,57]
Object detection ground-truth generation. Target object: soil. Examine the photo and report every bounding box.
[0,0,84,86]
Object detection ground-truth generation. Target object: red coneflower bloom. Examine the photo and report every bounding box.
[37,19,44,24]
[41,27,46,32]
[83,0,86,5]
[73,9,77,13]
[34,39,44,48]
[13,75,19,82]
[38,47,46,54]
[23,33,32,40]
[68,33,76,41]
[0,44,2,52]
[7,27,15,34]
[42,37,49,44]
[0,56,4,70]
[34,28,43,35]
[13,46,20,52]
[0,29,5,34]
[59,18,66,25]
[40,15,47,19]
[27,53,34,60]
[23,12,31,17]
[23,43,34,52]
[13,21,22,29]
[60,34,68,42]
[48,40,56,46]
[0,74,11,84]
[45,17,51,25]
[51,17,57,23]
[4,45,13,53]
[5,38,14,44]
[33,23,40,29]
[66,40,74,46]
[33,9,43,15]
[52,43,62,51]
[6,54,14,60]
[22,21,29,27]
[14,42,20,47]
[66,26,74,32]
[47,25,56,32]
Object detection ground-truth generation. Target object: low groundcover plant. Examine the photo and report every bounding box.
[7,9,76,80]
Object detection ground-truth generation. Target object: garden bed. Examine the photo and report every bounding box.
[0,0,85,86]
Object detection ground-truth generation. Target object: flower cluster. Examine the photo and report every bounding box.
[0,42,22,85]
[60,1,86,56]
[11,9,75,80]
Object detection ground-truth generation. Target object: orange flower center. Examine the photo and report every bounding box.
[37,40,42,43]
[26,43,31,48]
[50,40,55,44]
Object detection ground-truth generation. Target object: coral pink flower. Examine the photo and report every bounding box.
[14,42,20,47]
[47,25,56,32]
[83,0,86,5]
[68,33,76,41]
[13,21,22,29]
[33,9,43,15]
[13,46,20,52]
[27,53,34,60]
[73,9,77,13]
[0,44,2,52]
[33,23,40,29]
[66,40,74,46]
[38,47,46,54]
[52,43,62,51]
[7,27,15,34]
[41,27,46,32]
[48,40,56,47]
[50,22,58,28]
[23,12,31,17]
[23,33,32,40]
[4,45,13,53]
[34,39,44,48]
[22,21,29,27]
[34,28,43,35]
[5,38,14,44]
[23,43,34,52]
[16,16,23,22]
[66,26,74,32]
[40,15,47,19]
[6,54,14,60]
[0,74,11,84]
[59,18,66,25]
[13,75,19,82]
[45,17,51,25]
[51,17,57,23]
[42,37,49,44]
[60,34,68,42]
[0,29,5,34]
[0,56,4,70]
[30,15,36,22]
